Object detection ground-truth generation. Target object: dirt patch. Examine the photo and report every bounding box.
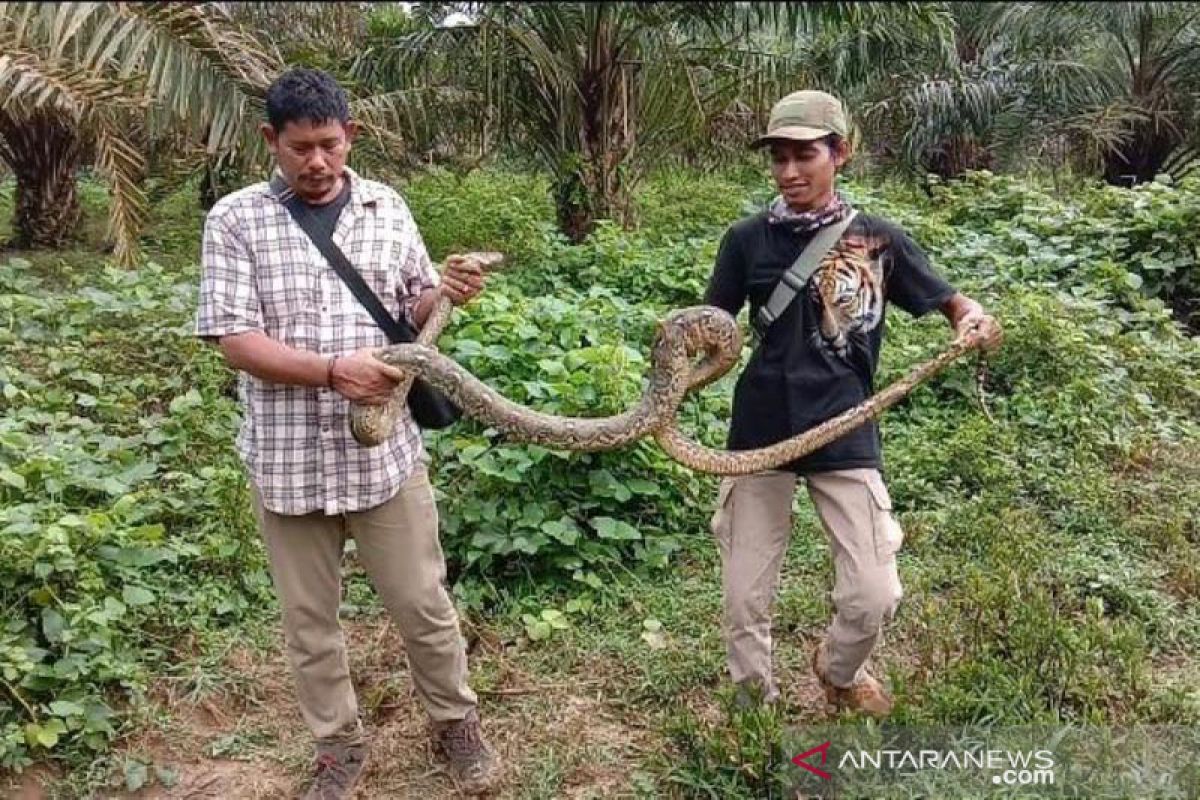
[76,616,660,799]
[0,764,61,800]
[130,761,284,800]
[7,611,894,798]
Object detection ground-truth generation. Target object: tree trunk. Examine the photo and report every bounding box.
[552,17,634,244]
[1102,119,1182,187]
[199,149,250,211]
[554,152,633,244]
[554,161,595,244]
[924,133,994,179]
[0,109,84,248]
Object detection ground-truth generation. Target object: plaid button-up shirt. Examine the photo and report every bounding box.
[195,167,439,516]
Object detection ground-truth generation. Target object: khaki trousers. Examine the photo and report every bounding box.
[250,465,477,744]
[710,468,904,700]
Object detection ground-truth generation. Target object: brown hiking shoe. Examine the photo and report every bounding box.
[429,708,501,795]
[302,740,369,800]
[811,644,894,718]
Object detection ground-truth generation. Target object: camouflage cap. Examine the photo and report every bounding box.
[752,90,849,148]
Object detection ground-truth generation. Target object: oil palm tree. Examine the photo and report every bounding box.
[0,2,278,263]
[841,2,1126,179]
[351,2,951,242]
[0,2,419,263]
[993,1,1200,184]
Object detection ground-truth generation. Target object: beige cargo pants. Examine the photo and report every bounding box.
[250,465,477,745]
[710,468,904,701]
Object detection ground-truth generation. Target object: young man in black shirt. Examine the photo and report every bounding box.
[704,90,1002,716]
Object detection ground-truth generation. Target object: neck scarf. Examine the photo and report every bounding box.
[766,191,852,232]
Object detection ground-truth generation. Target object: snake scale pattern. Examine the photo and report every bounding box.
[351,252,984,475]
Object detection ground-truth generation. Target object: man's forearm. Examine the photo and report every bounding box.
[938,290,1003,351]
[940,292,984,329]
[217,329,331,387]
[411,287,440,330]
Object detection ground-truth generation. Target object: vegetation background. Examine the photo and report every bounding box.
[1,2,1197,797]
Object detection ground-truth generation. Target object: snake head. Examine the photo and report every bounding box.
[665,306,739,347]
[447,251,507,273]
[649,306,741,391]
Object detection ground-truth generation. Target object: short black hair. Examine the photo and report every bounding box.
[265,67,350,131]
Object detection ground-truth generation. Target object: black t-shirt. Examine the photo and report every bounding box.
[300,178,351,238]
[703,211,957,474]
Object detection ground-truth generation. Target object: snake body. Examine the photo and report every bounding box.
[350,252,505,446]
[652,334,979,474]
[364,305,740,451]
[351,252,984,474]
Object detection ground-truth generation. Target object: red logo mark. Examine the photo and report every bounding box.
[792,741,833,780]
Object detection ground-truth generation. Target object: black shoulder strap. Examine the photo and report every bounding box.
[752,209,858,338]
[270,174,463,430]
[275,178,415,345]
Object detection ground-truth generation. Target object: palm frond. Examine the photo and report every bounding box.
[119,3,279,93]
[113,2,279,158]
[219,2,368,63]
[92,111,148,266]
[0,27,147,115]
[0,1,291,262]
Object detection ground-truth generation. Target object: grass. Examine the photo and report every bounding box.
[1,167,1198,798]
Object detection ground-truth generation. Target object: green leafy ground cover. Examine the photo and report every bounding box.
[0,168,1197,797]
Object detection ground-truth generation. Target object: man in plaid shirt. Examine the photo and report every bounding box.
[195,68,500,798]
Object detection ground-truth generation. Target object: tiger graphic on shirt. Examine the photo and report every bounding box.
[807,234,887,361]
